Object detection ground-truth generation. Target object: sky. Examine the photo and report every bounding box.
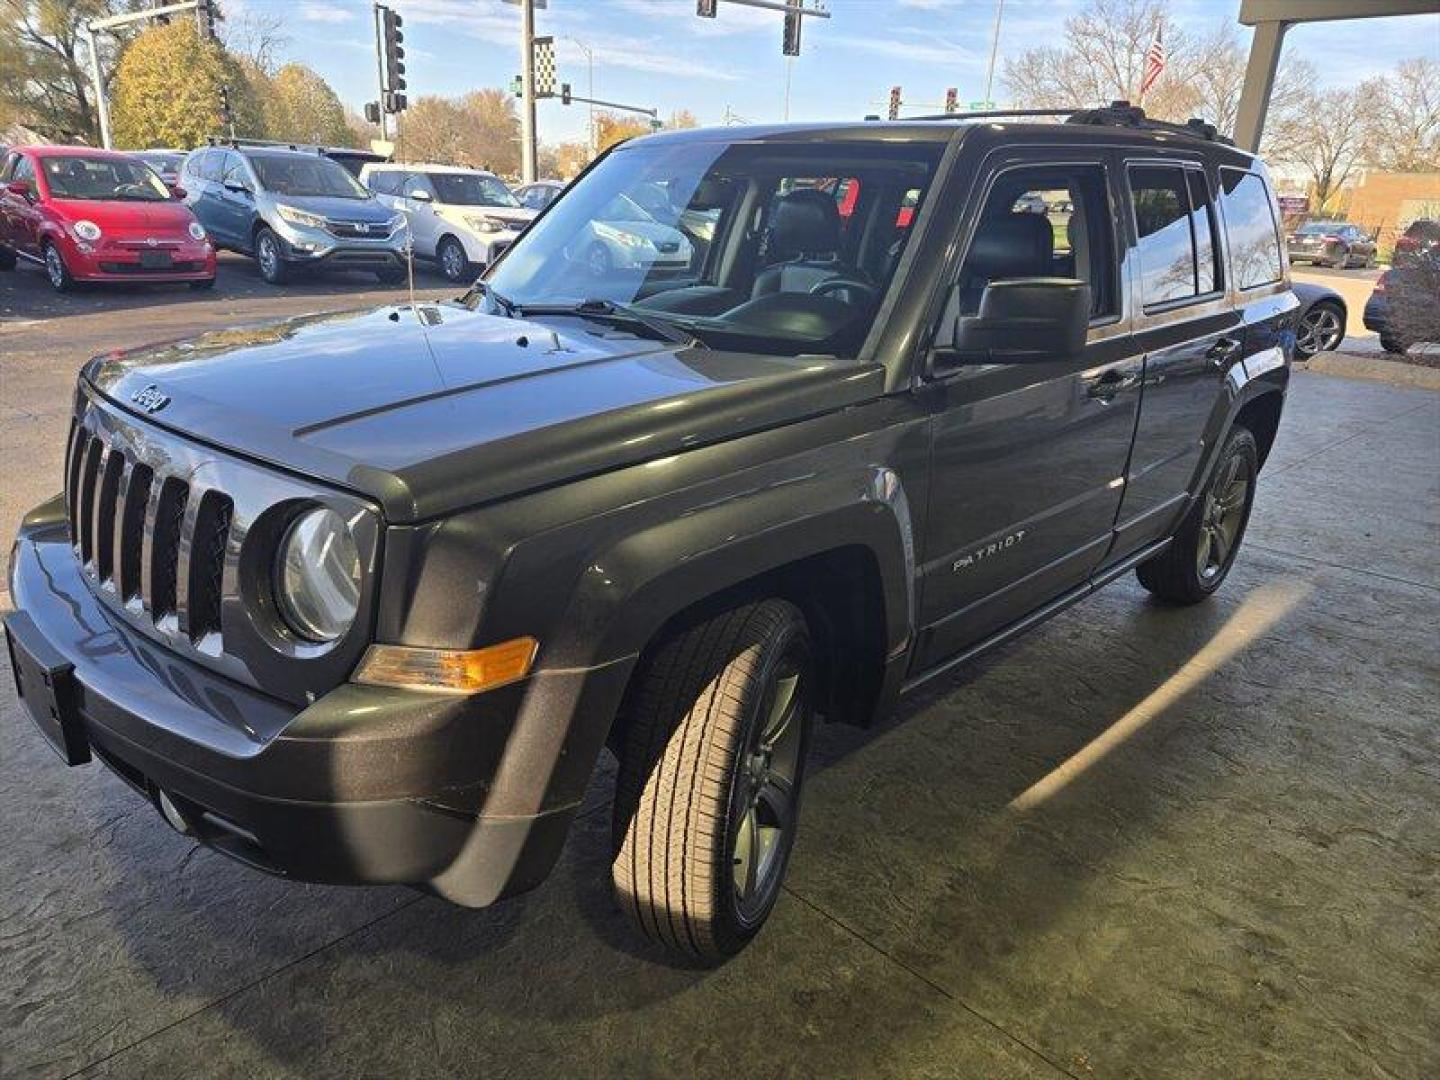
[222,0,1440,147]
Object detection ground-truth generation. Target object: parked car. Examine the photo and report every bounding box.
[1391,218,1440,266]
[514,179,565,211]
[7,105,1294,963]
[128,149,187,189]
[0,145,216,291]
[180,143,408,285]
[568,191,692,276]
[1364,254,1440,353]
[1291,281,1347,360]
[1286,219,1376,268]
[361,162,535,282]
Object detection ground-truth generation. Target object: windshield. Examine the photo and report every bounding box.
[430,172,520,207]
[135,152,183,173]
[485,138,944,357]
[250,154,369,199]
[41,155,171,202]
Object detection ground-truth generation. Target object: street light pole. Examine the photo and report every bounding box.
[83,26,113,149]
[519,0,538,183]
[564,37,595,159]
[372,2,389,141]
[983,0,1005,109]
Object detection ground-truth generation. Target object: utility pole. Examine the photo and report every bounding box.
[520,0,538,183]
[83,0,200,149]
[372,2,389,140]
[983,0,1005,110]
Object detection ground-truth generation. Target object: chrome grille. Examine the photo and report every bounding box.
[325,219,391,240]
[65,425,232,645]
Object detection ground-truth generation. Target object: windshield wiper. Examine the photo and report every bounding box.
[514,298,703,348]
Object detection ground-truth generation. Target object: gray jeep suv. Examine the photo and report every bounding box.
[7,104,1295,961]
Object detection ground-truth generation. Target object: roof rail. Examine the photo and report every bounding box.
[897,101,1233,146]
[204,136,311,152]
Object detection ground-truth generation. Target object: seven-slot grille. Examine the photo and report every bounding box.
[65,419,233,644]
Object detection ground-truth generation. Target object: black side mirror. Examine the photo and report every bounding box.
[935,278,1091,369]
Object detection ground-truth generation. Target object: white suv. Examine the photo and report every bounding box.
[361,163,535,282]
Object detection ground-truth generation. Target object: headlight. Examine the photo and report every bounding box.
[465,215,504,234]
[274,508,361,643]
[73,220,102,241]
[275,204,327,230]
[387,213,407,233]
[595,222,646,248]
[187,221,206,241]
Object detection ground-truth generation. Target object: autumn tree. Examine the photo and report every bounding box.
[263,64,351,145]
[111,20,258,149]
[0,0,130,142]
[595,112,653,152]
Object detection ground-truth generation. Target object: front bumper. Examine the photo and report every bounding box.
[6,502,620,906]
[1363,295,1390,332]
[271,218,409,269]
[66,238,216,282]
[456,227,521,268]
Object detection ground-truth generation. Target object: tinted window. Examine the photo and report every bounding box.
[248,153,368,199]
[1219,169,1283,290]
[955,162,1116,320]
[1129,164,1218,307]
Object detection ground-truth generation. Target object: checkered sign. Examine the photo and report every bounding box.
[533,36,556,98]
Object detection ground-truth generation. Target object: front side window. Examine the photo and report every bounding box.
[953,163,1117,320]
[1219,168,1284,290]
[484,138,944,357]
[1129,164,1218,308]
[249,154,370,199]
[366,169,400,195]
[40,154,170,202]
[429,172,519,207]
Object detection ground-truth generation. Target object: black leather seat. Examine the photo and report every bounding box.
[959,212,1055,313]
[752,189,863,299]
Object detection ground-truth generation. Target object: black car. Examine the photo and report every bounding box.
[6,105,1295,962]
[1392,218,1440,267]
[1287,219,1376,268]
[1364,254,1440,353]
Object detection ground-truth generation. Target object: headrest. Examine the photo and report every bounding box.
[967,213,1054,280]
[768,188,842,259]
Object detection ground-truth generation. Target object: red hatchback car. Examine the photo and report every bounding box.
[0,145,216,292]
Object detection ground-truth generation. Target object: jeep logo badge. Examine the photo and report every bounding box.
[131,384,170,414]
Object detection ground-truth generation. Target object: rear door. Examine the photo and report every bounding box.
[215,152,256,249]
[1107,159,1241,562]
[913,153,1142,670]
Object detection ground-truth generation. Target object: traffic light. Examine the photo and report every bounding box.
[218,84,232,126]
[511,75,522,97]
[364,102,381,125]
[561,83,572,106]
[696,0,718,16]
[382,7,407,112]
[944,87,957,114]
[781,0,802,57]
[196,0,217,41]
[887,86,901,120]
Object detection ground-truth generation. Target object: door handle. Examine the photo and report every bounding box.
[1206,337,1243,367]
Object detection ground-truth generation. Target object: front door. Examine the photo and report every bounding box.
[913,157,1141,672]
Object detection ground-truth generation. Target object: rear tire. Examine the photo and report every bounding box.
[1380,334,1408,355]
[612,599,814,963]
[1137,426,1258,605]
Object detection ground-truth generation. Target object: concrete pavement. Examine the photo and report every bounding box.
[2,363,1437,1077]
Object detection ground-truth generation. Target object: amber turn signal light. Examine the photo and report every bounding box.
[353,636,538,694]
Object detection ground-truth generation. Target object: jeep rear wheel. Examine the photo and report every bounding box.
[1136,425,1258,604]
[612,599,814,962]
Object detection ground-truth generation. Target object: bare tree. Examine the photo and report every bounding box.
[1362,57,1440,172]
[1286,84,1372,210]
[222,6,288,74]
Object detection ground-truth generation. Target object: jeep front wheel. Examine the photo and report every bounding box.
[612,599,814,962]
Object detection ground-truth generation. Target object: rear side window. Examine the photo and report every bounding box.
[1128,164,1220,308]
[1218,168,1283,290]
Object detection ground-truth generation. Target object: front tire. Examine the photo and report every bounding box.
[255,228,289,285]
[375,264,407,285]
[44,242,75,292]
[438,236,471,283]
[1380,334,1408,355]
[1136,426,1258,604]
[612,599,814,963]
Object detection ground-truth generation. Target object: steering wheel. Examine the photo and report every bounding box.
[810,278,878,304]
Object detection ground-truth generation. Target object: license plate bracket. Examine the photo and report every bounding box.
[4,612,89,766]
[139,250,173,269]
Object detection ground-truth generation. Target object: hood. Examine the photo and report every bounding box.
[50,197,198,236]
[274,194,391,221]
[83,304,884,523]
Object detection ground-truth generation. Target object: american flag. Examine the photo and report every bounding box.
[1140,25,1166,97]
